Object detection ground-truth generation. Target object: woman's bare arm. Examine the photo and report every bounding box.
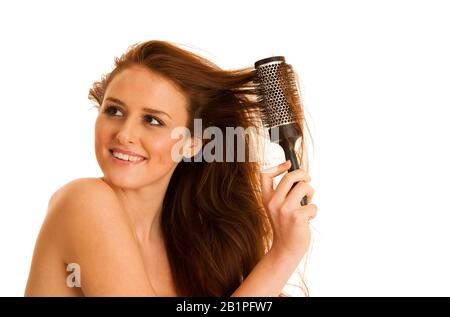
[231,161,317,297]
[230,249,299,297]
[26,178,156,296]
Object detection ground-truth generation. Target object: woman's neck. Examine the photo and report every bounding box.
[99,175,170,246]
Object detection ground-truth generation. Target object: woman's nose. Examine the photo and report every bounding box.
[116,120,139,144]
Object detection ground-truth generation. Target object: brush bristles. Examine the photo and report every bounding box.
[254,60,303,128]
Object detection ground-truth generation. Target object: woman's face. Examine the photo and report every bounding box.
[95,65,190,189]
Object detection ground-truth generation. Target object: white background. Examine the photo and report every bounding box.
[0,0,449,296]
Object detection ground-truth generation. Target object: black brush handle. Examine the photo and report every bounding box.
[279,139,308,207]
[270,124,308,206]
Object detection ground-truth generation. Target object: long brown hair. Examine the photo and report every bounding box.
[88,40,312,296]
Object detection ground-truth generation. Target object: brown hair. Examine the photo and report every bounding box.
[88,40,312,296]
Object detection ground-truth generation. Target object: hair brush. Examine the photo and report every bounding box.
[254,56,308,206]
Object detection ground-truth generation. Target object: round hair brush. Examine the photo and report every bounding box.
[254,56,308,206]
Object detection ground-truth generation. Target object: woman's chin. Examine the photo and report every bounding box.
[102,170,143,189]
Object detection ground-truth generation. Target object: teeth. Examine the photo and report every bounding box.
[112,151,144,162]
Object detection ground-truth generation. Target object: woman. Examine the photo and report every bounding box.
[24,40,317,296]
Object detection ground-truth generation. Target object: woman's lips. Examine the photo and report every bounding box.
[109,150,147,166]
[110,147,147,159]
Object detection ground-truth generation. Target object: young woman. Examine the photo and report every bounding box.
[24,40,317,297]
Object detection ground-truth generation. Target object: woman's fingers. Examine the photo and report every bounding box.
[260,160,292,197]
[260,160,318,261]
[294,204,318,222]
[283,181,314,212]
[279,203,318,224]
[277,168,311,195]
[269,168,311,208]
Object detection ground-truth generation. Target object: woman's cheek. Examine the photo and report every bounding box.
[95,117,114,141]
[148,135,182,165]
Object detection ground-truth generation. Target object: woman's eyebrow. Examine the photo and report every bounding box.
[104,96,172,119]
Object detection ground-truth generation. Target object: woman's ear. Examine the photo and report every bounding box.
[182,137,202,159]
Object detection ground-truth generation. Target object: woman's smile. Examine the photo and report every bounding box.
[109,149,147,167]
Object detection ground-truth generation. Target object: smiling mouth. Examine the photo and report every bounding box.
[109,149,147,162]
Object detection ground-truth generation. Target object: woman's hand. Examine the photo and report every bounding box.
[260,160,318,263]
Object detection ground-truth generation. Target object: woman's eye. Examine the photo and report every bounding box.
[144,115,164,126]
[103,105,164,127]
[104,105,123,117]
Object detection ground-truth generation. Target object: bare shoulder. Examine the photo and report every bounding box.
[48,177,120,216]
[45,178,125,245]
[38,178,155,296]
[47,177,132,233]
